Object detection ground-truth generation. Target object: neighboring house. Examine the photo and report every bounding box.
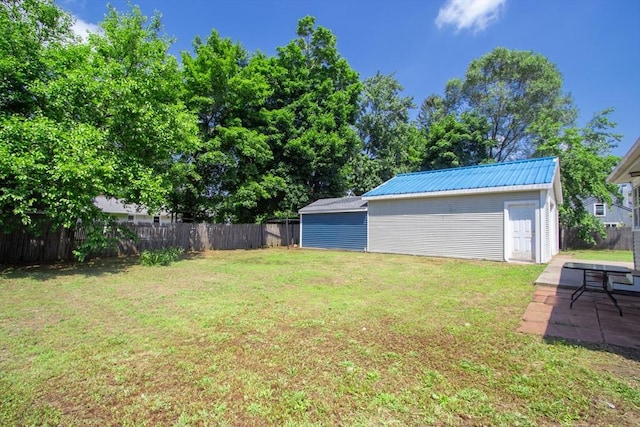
[93,196,171,225]
[583,196,632,228]
[299,197,368,251]
[361,157,562,264]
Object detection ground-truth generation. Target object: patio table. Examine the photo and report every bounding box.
[563,262,629,316]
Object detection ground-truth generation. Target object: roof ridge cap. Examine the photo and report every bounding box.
[396,157,557,177]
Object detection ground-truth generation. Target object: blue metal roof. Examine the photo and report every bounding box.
[363,157,559,198]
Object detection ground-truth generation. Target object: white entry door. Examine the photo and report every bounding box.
[508,203,536,261]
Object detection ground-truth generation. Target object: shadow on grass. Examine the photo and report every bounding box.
[535,289,640,362]
[543,336,640,363]
[0,257,139,281]
[0,252,206,281]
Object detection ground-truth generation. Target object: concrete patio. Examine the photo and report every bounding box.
[518,255,640,349]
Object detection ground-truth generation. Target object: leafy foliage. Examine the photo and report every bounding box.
[421,112,490,170]
[172,17,361,222]
[177,30,273,223]
[0,0,73,116]
[431,47,575,162]
[74,6,198,211]
[536,109,621,244]
[0,1,197,260]
[73,219,138,263]
[139,246,185,266]
[349,72,422,194]
[261,16,362,215]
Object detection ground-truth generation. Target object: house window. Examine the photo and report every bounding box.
[594,203,606,217]
[127,215,134,222]
[634,186,640,229]
[604,223,618,228]
[153,216,160,224]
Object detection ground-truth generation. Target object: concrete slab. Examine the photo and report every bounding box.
[520,257,640,349]
[535,256,633,288]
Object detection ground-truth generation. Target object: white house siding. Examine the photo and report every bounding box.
[368,191,543,262]
[634,231,640,270]
[111,212,171,225]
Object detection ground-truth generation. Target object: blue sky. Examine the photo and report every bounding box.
[59,0,640,157]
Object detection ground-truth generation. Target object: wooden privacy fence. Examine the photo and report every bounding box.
[0,222,300,263]
[562,226,633,251]
[0,222,76,263]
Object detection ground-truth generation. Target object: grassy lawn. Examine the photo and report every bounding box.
[562,249,634,263]
[1,249,639,426]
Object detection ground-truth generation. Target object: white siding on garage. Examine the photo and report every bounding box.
[368,191,542,261]
[543,193,551,263]
[550,189,559,258]
[540,189,559,263]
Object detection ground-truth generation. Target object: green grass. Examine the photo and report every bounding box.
[563,249,633,263]
[1,249,639,426]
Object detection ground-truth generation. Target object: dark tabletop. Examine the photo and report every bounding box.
[563,262,631,273]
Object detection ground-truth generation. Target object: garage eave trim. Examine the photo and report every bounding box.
[299,208,368,215]
[362,183,553,201]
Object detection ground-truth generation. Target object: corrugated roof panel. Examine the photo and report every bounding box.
[299,196,367,214]
[363,157,558,198]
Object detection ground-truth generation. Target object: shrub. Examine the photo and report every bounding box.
[139,247,184,266]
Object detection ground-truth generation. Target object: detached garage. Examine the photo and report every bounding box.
[299,197,368,251]
[362,157,563,264]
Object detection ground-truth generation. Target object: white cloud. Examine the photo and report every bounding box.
[436,0,506,33]
[71,16,101,42]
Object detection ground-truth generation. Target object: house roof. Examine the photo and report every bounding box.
[93,196,169,216]
[608,136,640,184]
[299,197,367,214]
[363,157,561,201]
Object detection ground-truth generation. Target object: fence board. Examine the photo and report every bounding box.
[562,227,633,250]
[0,222,302,263]
[264,223,299,247]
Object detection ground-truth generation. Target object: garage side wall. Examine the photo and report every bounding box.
[542,192,551,263]
[367,191,540,261]
[540,189,559,263]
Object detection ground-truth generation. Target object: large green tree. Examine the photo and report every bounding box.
[260,16,362,216]
[421,112,490,171]
[72,6,197,209]
[0,1,197,259]
[349,72,422,194]
[440,47,574,162]
[175,17,361,223]
[535,109,621,244]
[177,31,275,223]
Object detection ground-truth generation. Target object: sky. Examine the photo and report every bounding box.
[58,0,640,157]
